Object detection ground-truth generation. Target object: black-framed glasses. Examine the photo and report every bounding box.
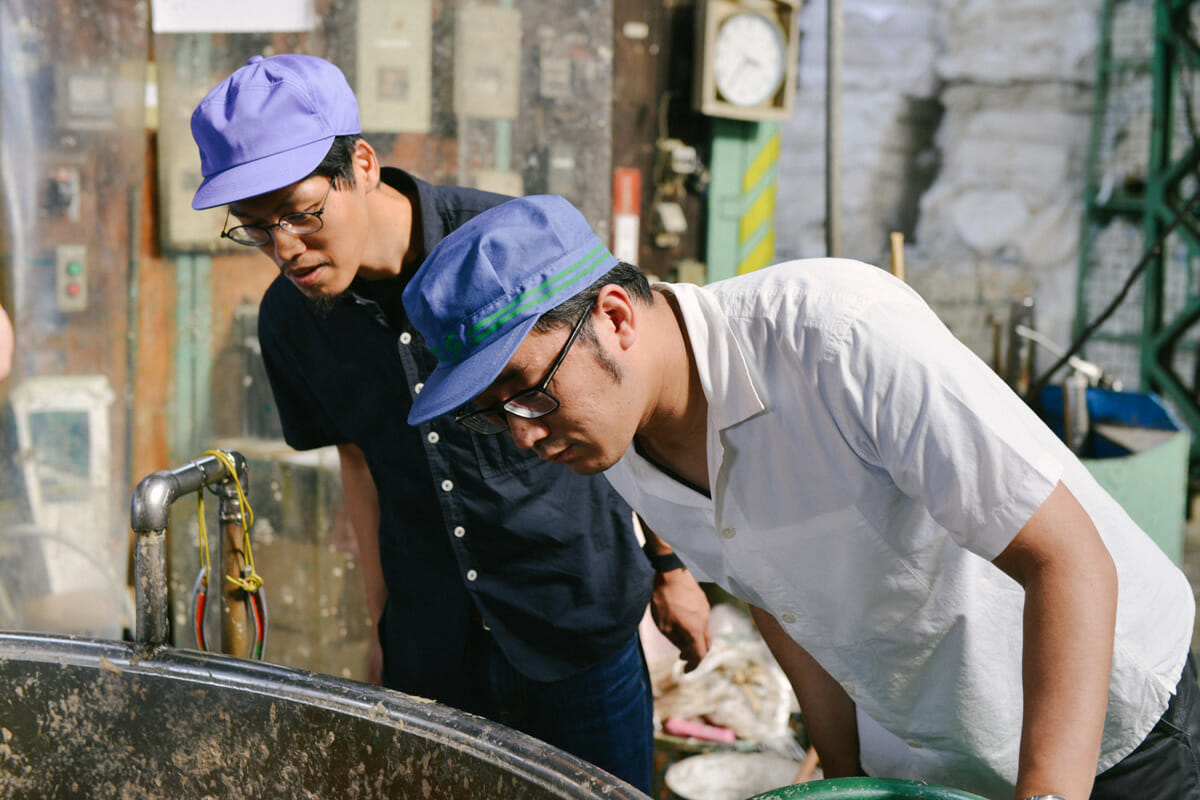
[220,179,334,246]
[455,306,591,435]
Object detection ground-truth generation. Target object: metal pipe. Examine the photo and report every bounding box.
[129,451,247,648]
[1006,297,1036,395]
[825,0,843,257]
[134,530,168,647]
[1062,371,1091,455]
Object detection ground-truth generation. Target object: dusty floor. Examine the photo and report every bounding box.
[1178,494,1200,652]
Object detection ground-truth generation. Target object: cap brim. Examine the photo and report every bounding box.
[408,315,540,426]
[191,137,335,210]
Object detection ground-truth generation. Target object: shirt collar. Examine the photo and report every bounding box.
[657,282,767,431]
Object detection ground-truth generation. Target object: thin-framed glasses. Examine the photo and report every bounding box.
[220,178,334,246]
[455,306,591,435]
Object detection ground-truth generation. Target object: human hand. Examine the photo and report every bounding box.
[649,567,712,671]
[366,632,384,685]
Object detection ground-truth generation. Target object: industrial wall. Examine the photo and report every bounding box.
[778,0,1100,361]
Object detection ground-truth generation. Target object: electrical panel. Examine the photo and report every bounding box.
[161,138,230,251]
[156,72,234,252]
[356,0,432,133]
[545,143,578,197]
[537,26,572,100]
[44,165,82,223]
[55,68,118,131]
[55,244,88,313]
[39,155,94,313]
[454,5,522,120]
[473,170,525,197]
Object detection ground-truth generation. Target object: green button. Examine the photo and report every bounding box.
[67,261,82,276]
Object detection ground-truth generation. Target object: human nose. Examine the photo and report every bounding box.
[271,226,307,262]
[506,415,548,451]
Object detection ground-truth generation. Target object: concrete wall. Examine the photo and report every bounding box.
[777,0,1101,360]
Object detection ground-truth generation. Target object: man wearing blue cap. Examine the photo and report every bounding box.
[402,194,1200,800]
[189,54,712,793]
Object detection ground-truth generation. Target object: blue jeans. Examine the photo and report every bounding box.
[479,632,654,794]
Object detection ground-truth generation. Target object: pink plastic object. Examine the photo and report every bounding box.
[662,717,737,743]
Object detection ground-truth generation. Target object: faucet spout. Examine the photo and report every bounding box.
[129,451,248,648]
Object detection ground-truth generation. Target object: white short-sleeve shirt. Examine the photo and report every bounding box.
[603,259,1193,799]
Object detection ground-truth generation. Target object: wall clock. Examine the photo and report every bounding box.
[695,0,801,121]
[713,11,787,109]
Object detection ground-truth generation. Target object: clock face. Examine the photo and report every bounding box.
[712,11,787,108]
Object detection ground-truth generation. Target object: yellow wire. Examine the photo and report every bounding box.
[198,450,263,594]
[196,489,211,580]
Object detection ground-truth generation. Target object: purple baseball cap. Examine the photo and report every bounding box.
[190,54,361,210]
[403,195,619,426]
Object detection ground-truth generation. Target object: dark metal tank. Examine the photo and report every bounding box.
[0,450,647,799]
[0,632,646,799]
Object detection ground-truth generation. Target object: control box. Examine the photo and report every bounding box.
[454,5,522,120]
[55,244,88,313]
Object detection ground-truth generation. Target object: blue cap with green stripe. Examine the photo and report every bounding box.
[403,195,619,426]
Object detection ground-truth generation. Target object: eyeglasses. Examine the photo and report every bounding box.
[455,306,591,435]
[220,179,334,246]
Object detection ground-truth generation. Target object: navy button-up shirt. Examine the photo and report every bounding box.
[258,168,652,695]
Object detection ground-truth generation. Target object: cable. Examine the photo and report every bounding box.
[1026,185,1200,402]
[190,450,266,659]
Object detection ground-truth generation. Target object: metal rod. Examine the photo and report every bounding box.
[825,0,843,257]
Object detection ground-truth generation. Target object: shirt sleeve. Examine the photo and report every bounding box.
[818,292,1064,561]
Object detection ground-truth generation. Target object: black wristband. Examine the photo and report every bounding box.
[643,541,686,572]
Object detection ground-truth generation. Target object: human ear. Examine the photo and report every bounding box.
[595,285,638,350]
[353,140,381,188]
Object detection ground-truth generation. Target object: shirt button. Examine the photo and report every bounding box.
[466,569,478,582]
[780,612,795,624]
[453,526,466,538]
[441,479,454,492]
[840,681,855,696]
[427,431,440,444]
[399,332,412,345]
[719,526,736,539]
[414,382,424,394]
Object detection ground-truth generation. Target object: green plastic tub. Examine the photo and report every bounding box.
[746,777,989,800]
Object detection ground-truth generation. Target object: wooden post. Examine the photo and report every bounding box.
[219,489,250,657]
[889,231,906,283]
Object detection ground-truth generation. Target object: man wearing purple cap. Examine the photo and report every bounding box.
[402,194,1200,800]
[190,54,712,793]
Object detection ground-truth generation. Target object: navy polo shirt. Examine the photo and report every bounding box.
[258,168,652,694]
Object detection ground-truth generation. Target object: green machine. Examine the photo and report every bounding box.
[707,119,785,282]
[1077,0,1200,478]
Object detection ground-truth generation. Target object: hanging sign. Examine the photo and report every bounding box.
[152,0,314,33]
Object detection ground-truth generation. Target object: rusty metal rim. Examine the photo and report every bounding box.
[0,631,649,800]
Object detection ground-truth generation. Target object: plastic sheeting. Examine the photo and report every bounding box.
[0,0,149,639]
